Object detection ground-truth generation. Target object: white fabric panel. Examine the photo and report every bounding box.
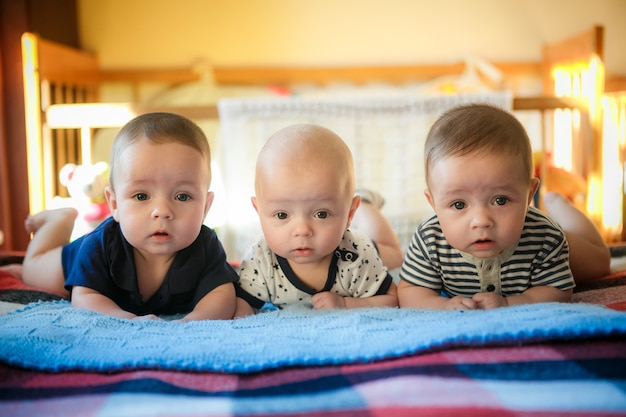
[216,92,513,261]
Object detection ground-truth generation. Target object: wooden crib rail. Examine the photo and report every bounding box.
[22,32,100,214]
[101,62,542,88]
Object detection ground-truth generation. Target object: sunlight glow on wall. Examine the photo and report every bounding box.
[551,57,623,240]
[552,68,575,171]
[602,94,626,234]
[553,109,573,171]
[21,33,45,215]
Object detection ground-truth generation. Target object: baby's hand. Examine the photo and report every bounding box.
[312,292,347,309]
[132,314,161,321]
[444,295,477,310]
[472,292,508,310]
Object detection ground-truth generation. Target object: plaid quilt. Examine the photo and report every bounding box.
[1,269,626,416]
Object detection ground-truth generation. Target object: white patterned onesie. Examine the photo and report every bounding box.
[236,229,393,309]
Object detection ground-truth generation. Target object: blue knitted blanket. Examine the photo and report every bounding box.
[1,301,625,373]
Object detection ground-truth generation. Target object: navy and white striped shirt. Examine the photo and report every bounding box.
[399,206,575,297]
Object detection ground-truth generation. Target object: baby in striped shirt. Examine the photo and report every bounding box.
[398,103,608,310]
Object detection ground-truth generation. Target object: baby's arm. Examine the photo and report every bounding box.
[470,292,507,309]
[71,286,158,320]
[180,282,236,321]
[494,285,572,307]
[471,285,572,309]
[312,282,398,309]
[233,297,256,318]
[397,280,478,310]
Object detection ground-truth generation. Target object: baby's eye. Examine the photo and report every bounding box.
[274,212,288,220]
[452,201,465,210]
[314,211,330,219]
[133,193,148,201]
[175,193,191,202]
[494,197,509,206]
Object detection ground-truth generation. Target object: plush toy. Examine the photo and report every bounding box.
[59,162,111,226]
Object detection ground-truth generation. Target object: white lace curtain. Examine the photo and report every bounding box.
[214,92,512,261]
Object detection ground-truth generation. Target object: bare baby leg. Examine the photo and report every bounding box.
[22,208,78,297]
[542,191,611,283]
[351,189,404,270]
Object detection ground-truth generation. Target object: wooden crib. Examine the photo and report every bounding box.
[20,25,625,244]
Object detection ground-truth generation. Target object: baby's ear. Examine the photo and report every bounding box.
[204,191,215,218]
[528,177,541,205]
[346,195,361,227]
[424,189,435,209]
[251,196,259,213]
[104,186,118,221]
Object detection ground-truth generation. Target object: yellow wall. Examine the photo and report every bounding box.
[79,0,626,78]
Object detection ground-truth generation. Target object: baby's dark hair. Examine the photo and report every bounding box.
[109,112,211,186]
[424,103,533,185]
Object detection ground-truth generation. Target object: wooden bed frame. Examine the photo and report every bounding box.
[21,25,623,240]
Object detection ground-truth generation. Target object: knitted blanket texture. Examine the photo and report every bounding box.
[1,301,625,373]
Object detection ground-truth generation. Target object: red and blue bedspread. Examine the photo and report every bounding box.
[1,269,625,416]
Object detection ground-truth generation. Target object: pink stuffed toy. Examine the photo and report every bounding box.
[59,162,111,225]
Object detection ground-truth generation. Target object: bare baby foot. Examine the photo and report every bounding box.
[24,208,78,235]
[0,263,23,281]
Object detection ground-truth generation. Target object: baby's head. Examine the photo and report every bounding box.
[109,112,212,188]
[425,103,534,188]
[253,124,360,264]
[423,104,539,258]
[255,123,356,202]
[105,113,214,256]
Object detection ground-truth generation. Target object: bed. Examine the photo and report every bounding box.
[1,257,626,416]
[2,26,626,416]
